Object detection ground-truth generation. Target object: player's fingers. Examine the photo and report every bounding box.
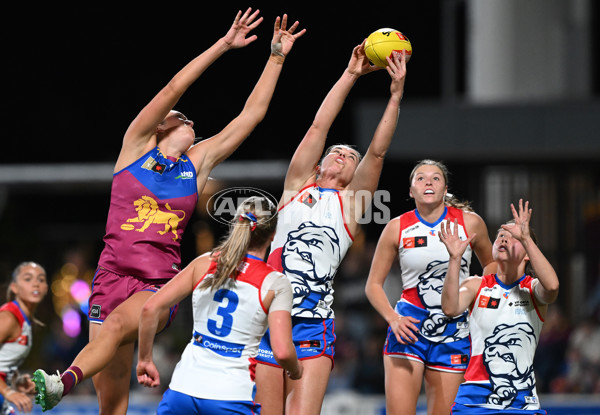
[273,15,281,32]
[287,20,299,33]
[248,16,263,31]
[293,28,307,39]
[280,14,288,31]
[247,8,260,23]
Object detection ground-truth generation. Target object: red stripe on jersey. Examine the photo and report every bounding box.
[400,287,424,308]
[463,354,489,381]
[0,302,25,327]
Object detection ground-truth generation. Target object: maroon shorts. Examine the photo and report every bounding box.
[88,267,178,330]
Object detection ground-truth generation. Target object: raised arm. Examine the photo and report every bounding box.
[136,255,210,388]
[464,211,497,276]
[365,218,420,344]
[349,50,407,197]
[439,219,478,317]
[281,41,379,197]
[116,8,263,172]
[188,14,306,186]
[502,200,559,305]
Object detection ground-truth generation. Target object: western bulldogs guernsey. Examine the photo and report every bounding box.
[267,184,353,319]
[397,206,473,342]
[168,255,282,401]
[0,302,32,379]
[98,147,197,280]
[455,274,544,412]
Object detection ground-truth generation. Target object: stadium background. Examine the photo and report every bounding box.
[1,1,599,413]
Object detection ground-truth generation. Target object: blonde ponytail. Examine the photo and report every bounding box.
[201,196,278,290]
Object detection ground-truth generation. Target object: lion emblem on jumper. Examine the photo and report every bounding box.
[122,195,186,241]
[281,221,341,318]
[484,322,537,408]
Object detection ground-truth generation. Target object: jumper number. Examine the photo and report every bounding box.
[207,289,239,337]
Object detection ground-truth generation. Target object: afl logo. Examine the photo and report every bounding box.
[207,187,278,226]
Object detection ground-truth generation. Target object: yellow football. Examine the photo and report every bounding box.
[364,28,412,67]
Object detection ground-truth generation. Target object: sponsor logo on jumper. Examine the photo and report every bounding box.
[509,300,530,307]
[175,171,194,179]
[479,296,500,309]
[193,332,245,358]
[301,193,318,208]
[141,156,166,175]
[403,236,428,248]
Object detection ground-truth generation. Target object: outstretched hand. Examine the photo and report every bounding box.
[136,360,161,388]
[501,199,532,242]
[386,50,407,98]
[222,8,264,49]
[271,14,306,57]
[347,40,381,77]
[439,219,475,259]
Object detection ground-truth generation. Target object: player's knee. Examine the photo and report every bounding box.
[102,313,130,338]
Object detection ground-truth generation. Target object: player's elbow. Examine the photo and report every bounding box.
[241,105,268,126]
[441,300,459,318]
[364,280,377,301]
[541,283,560,304]
[272,343,295,364]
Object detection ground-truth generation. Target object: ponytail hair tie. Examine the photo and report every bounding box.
[239,212,258,231]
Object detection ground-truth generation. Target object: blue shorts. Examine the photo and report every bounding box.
[450,402,547,415]
[383,300,469,372]
[383,324,469,372]
[158,388,261,415]
[255,317,335,366]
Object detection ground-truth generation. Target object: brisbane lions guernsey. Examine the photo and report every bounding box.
[267,184,353,319]
[397,206,473,342]
[98,147,197,280]
[0,301,32,379]
[455,274,544,412]
[168,255,283,401]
